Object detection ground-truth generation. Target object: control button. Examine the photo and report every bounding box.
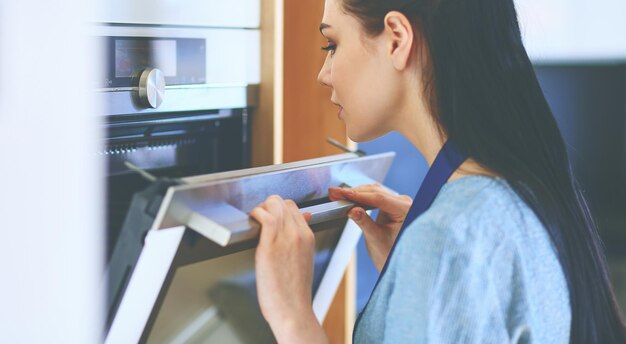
[137,68,165,108]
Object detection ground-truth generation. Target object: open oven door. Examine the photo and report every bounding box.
[105,151,395,343]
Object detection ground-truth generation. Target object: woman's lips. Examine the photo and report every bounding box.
[331,101,343,118]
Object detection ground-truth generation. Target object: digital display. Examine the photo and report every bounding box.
[115,39,177,78]
[104,37,205,88]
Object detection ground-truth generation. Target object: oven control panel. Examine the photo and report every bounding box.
[103,36,206,89]
[95,27,258,117]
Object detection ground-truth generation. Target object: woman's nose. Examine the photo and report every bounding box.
[317,56,332,88]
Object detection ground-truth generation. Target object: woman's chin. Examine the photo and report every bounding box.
[347,129,388,144]
[346,131,365,143]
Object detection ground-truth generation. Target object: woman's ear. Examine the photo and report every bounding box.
[383,11,414,71]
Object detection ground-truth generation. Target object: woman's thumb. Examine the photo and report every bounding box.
[347,207,377,234]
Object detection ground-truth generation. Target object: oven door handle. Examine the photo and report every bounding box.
[171,199,362,247]
[302,200,362,226]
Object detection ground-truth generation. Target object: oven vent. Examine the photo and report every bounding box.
[101,138,198,156]
[100,144,139,156]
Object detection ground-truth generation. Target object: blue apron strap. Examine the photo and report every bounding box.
[352,140,468,340]
[400,140,469,230]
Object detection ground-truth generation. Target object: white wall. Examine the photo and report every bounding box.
[0,1,103,343]
[516,0,626,63]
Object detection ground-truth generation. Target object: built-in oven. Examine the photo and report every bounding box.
[105,152,395,343]
[96,24,260,261]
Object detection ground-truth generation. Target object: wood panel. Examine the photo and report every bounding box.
[283,0,348,162]
[253,0,282,167]
[322,255,356,344]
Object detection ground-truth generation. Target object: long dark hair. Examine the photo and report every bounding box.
[341,0,626,342]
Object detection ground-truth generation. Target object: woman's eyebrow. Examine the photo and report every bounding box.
[319,23,332,34]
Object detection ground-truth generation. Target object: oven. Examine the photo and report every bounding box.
[96,23,260,261]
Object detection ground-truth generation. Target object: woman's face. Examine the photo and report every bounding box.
[317,0,407,142]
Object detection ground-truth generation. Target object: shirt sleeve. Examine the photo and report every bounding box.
[381,218,512,344]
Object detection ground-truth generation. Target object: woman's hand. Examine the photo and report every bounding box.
[250,195,328,344]
[329,183,413,272]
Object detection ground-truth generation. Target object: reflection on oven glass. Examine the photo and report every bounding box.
[147,227,342,343]
[115,39,177,78]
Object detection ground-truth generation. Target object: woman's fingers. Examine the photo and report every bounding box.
[332,189,411,216]
[347,207,378,235]
[250,206,277,245]
[302,212,312,223]
[263,195,285,221]
[254,196,313,241]
[252,195,288,246]
[285,200,316,245]
[329,184,382,201]
[285,199,308,229]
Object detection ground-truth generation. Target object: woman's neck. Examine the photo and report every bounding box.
[395,94,444,166]
[395,97,497,181]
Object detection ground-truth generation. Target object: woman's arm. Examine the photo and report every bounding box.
[271,311,329,344]
[250,195,329,344]
[250,184,411,342]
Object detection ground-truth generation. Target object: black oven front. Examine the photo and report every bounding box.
[103,109,251,260]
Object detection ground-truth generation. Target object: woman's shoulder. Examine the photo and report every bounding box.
[400,175,545,255]
[379,176,571,343]
[429,174,529,225]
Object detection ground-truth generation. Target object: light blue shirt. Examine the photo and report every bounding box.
[354,176,571,343]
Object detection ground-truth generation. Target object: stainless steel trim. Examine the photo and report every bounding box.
[98,22,261,30]
[96,82,249,93]
[106,113,233,129]
[97,87,137,92]
[99,85,249,116]
[166,83,248,90]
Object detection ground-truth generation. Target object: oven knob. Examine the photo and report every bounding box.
[137,68,165,108]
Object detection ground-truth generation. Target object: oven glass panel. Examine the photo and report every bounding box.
[146,226,344,343]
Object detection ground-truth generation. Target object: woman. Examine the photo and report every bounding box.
[250,0,626,342]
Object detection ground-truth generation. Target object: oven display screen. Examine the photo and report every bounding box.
[104,36,206,87]
[115,39,177,78]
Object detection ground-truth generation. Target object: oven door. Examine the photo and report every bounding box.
[105,152,395,343]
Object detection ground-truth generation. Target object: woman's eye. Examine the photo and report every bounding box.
[321,43,337,55]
